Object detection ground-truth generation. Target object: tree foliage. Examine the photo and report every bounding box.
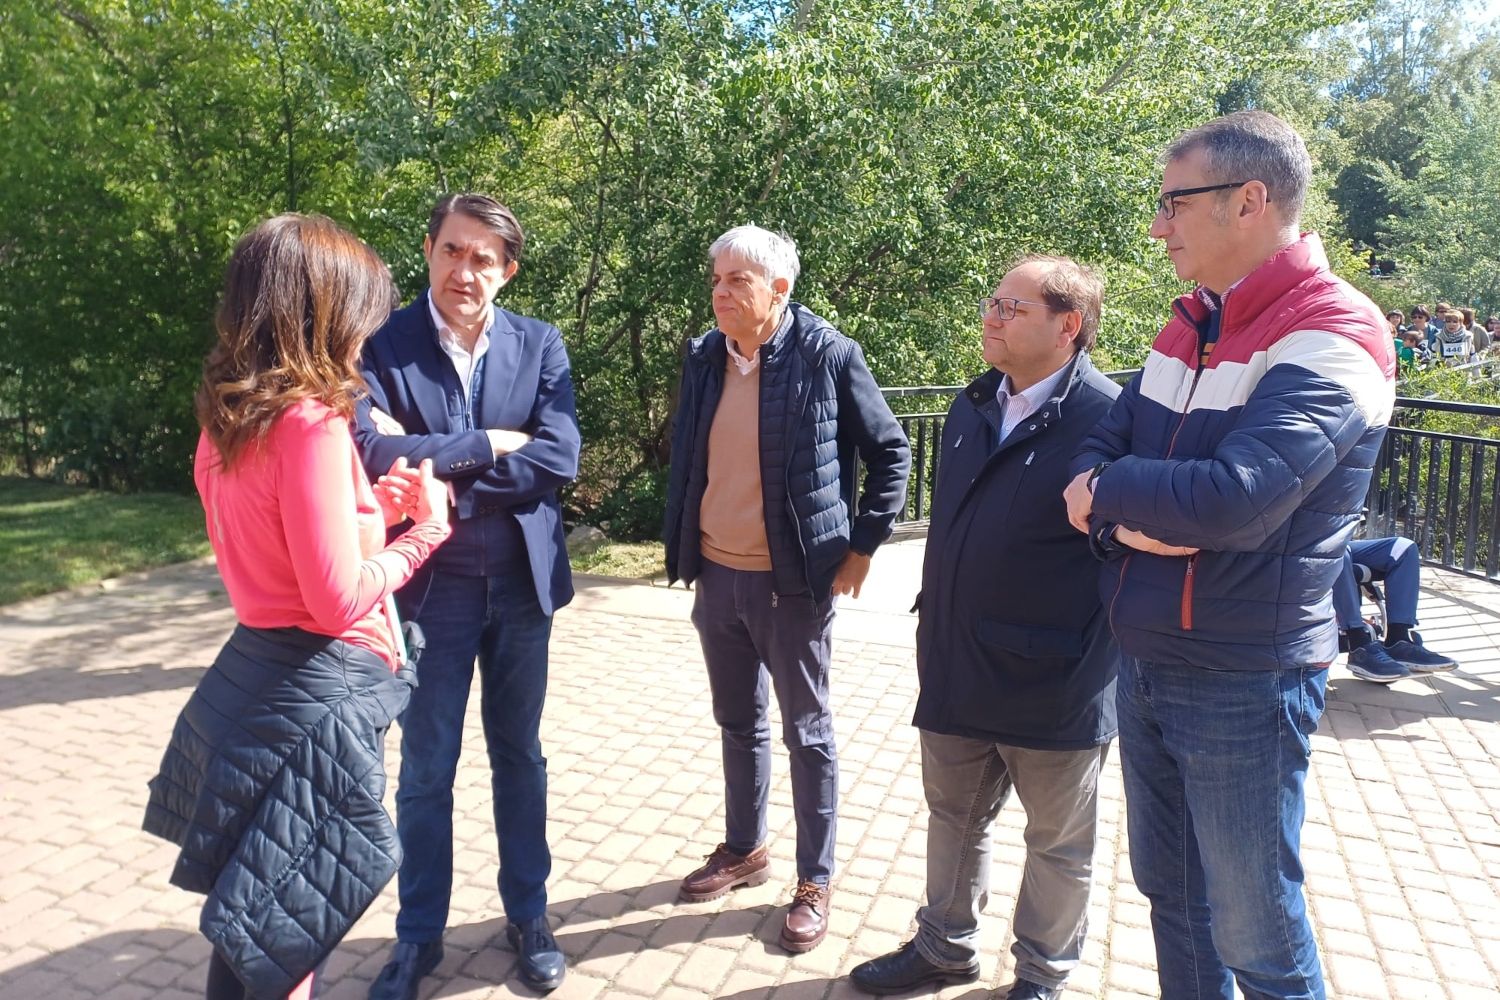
[2,0,1363,532]
[1376,80,1500,307]
[1254,0,1500,303]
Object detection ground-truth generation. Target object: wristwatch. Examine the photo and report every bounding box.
[1086,461,1111,494]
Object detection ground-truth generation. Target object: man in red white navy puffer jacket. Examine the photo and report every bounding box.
[1063,111,1395,1000]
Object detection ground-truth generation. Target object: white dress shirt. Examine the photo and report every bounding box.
[995,359,1072,442]
[427,293,493,398]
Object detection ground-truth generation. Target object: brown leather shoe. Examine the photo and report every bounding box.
[679,843,770,902]
[779,880,831,952]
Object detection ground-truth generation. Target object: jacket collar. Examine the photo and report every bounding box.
[388,295,522,433]
[689,301,826,369]
[1172,232,1329,336]
[961,350,1093,423]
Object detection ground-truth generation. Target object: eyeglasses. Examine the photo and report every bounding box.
[979,296,1050,320]
[1154,181,1253,219]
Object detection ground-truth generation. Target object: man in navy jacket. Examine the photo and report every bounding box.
[355,194,580,998]
[849,256,1119,1000]
[663,225,909,953]
[1064,112,1394,1000]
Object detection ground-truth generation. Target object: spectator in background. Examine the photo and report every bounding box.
[1336,536,1459,683]
[1433,302,1455,349]
[1386,310,1406,356]
[1486,315,1500,353]
[1462,307,1490,353]
[1436,310,1475,366]
[1400,330,1430,367]
[1410,305,1436,347]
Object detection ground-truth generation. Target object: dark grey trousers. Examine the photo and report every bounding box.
[690,559,838,882]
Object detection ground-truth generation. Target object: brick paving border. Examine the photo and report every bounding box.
[1,543,1497,999]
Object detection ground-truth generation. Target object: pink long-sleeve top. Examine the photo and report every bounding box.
[194,398,451,668]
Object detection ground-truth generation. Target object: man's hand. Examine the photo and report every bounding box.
[1064,470,1095,533]
[831,551,873,599]
[370,407,405,436]
[1114,526,1199,557]
[487,429,533,456]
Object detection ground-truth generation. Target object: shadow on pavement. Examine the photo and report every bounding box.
[0,662,206,712]
[0,927,210,999]
[10,881,793,999]
[380,881,786,991]
[1325,669,1500,731]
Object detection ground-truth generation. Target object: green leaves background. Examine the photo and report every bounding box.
[0,0,1390,529]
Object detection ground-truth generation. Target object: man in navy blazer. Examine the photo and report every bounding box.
[355,193,580,998]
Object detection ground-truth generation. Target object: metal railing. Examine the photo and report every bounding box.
[880,385,1500,580]
[1365,398,1500,579]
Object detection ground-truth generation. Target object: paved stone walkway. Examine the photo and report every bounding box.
[1,540,1498,999]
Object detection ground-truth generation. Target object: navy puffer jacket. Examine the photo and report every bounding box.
[144,625,413,997]
[664,303,910,598]
[1071,235,1396,670]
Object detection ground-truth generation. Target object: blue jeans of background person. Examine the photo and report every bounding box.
[1117,655,1327,1000]
[394,569,552,943]
[691,559,838,883]
[1332,537,1420,632]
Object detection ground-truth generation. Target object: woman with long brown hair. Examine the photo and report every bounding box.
[145,213,450,1000]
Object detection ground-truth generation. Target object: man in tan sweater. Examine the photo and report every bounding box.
[663,225,910,952]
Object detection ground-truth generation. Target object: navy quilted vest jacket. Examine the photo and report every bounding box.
[664,303,911,598]
[144,626,413,997]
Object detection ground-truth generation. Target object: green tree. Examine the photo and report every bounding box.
[0,0,360,487]
[1,0,1370,536]
[1377,79,1500,309]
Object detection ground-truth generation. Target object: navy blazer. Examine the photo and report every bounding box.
[354,294,581,616]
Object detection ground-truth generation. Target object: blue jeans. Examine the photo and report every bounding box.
[1117,655,1327,1000]
[394,569,552,942]
[691,559,838,882]
[1332,536,1420,632]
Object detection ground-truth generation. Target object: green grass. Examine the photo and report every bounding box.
[568,539,666,580]
[0,474,666,604]
[0,477,211,605]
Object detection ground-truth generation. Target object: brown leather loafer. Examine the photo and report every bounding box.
[679,843,770,902]
[779,880,831,952]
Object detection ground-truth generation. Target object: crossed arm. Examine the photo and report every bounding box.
[1065,362,1376,556]
[353,330,581,519]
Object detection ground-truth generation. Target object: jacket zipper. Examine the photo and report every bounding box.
[1167,299,1208,631]
[1180,554,1197,631]
[775,335,815,607]
[1164,299,1208,457]
[1108,553,1131,638]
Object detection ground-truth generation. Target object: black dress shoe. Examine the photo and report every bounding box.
[849,940,981,995]
[507,915,566,992]
[1006,978,1062,1000]
[368,940,444,1000]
